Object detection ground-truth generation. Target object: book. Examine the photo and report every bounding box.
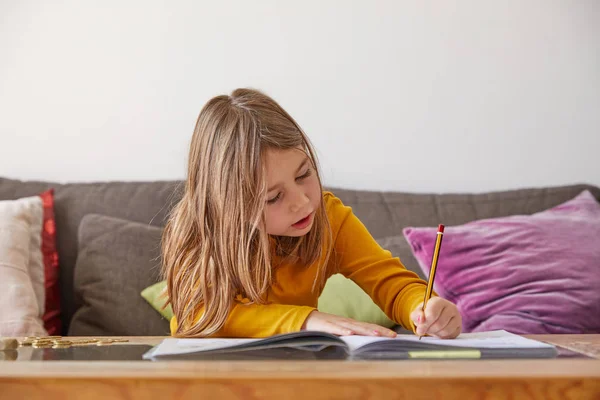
[142,330,558,360]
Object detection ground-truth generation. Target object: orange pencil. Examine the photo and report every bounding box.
[418,224,444,340]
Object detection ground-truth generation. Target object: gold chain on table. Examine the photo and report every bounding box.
[18,336,129,349]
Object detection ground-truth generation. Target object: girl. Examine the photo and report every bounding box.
[162,88,462,339]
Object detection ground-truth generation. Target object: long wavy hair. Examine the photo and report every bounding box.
[162,88,331,337]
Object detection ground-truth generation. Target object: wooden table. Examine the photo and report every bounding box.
[1,335,599,400]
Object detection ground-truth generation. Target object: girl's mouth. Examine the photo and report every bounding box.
[292,212,313,229]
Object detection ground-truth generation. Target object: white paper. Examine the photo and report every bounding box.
[145,338,262,358]
[340,330,554,352]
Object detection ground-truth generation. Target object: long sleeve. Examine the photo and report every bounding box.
[326,193,429,331]
[170,300,315,338]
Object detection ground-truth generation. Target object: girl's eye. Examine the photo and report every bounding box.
[267,193,281,204]
[266,169,312,204]
[296,168,312,181]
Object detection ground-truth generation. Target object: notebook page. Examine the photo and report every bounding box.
[340,330,553,352]
[339,335,390,352]
[420,330,554,348]
[147,338,263,357]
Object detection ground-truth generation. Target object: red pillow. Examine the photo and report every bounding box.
[39,189,61,335]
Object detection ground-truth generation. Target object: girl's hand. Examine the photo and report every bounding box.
[410,297,462,339]
[301,311,397,337]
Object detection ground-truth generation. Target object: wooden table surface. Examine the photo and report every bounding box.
[1,334,599,400]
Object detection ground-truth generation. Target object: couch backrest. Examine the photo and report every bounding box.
[2,176,599,334]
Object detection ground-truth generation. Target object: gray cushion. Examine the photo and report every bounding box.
[68,214,169,336]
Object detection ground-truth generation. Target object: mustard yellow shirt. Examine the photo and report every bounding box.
[171,191,428,337]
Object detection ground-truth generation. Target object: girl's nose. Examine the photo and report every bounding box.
[290,191,310,213]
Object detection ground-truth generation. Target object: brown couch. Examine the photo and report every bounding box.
[1,176,598,336]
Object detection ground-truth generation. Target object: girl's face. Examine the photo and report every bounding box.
[263,148,321,237]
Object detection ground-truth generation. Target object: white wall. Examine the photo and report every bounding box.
[1,1,599,193]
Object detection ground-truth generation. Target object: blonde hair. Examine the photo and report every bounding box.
[162,88,331,337]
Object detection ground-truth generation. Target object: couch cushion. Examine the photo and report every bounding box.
[68,214,169,336]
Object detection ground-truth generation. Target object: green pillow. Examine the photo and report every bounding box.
[140,281,173,320]
[317,274,396,328]
[141,274,395,328]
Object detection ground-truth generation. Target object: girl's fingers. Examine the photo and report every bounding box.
[338,323,373,336]
[372,325,397,337]
[450,323,462,338]
[411,309,425,328]
[432,319,462,339]
[339,321,396,337]
[429,315,456,338]
[416,313,437,336]
[426,308,454,336]
[324,314,396,337]
[325,321,354,336]
[417,299,447,336]
[363,323,396,337]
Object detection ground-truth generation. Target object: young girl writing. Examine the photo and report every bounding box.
[162,88,462,339]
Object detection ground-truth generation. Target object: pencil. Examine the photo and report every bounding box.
[418,224,444,340]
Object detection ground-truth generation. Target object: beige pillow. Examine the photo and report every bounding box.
[0,196,47,336]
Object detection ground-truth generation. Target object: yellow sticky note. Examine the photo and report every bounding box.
[408,350,481,359]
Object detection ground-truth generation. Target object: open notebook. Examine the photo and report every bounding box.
[143,330,557,360]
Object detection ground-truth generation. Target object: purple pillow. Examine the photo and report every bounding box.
[402,190,600,334]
